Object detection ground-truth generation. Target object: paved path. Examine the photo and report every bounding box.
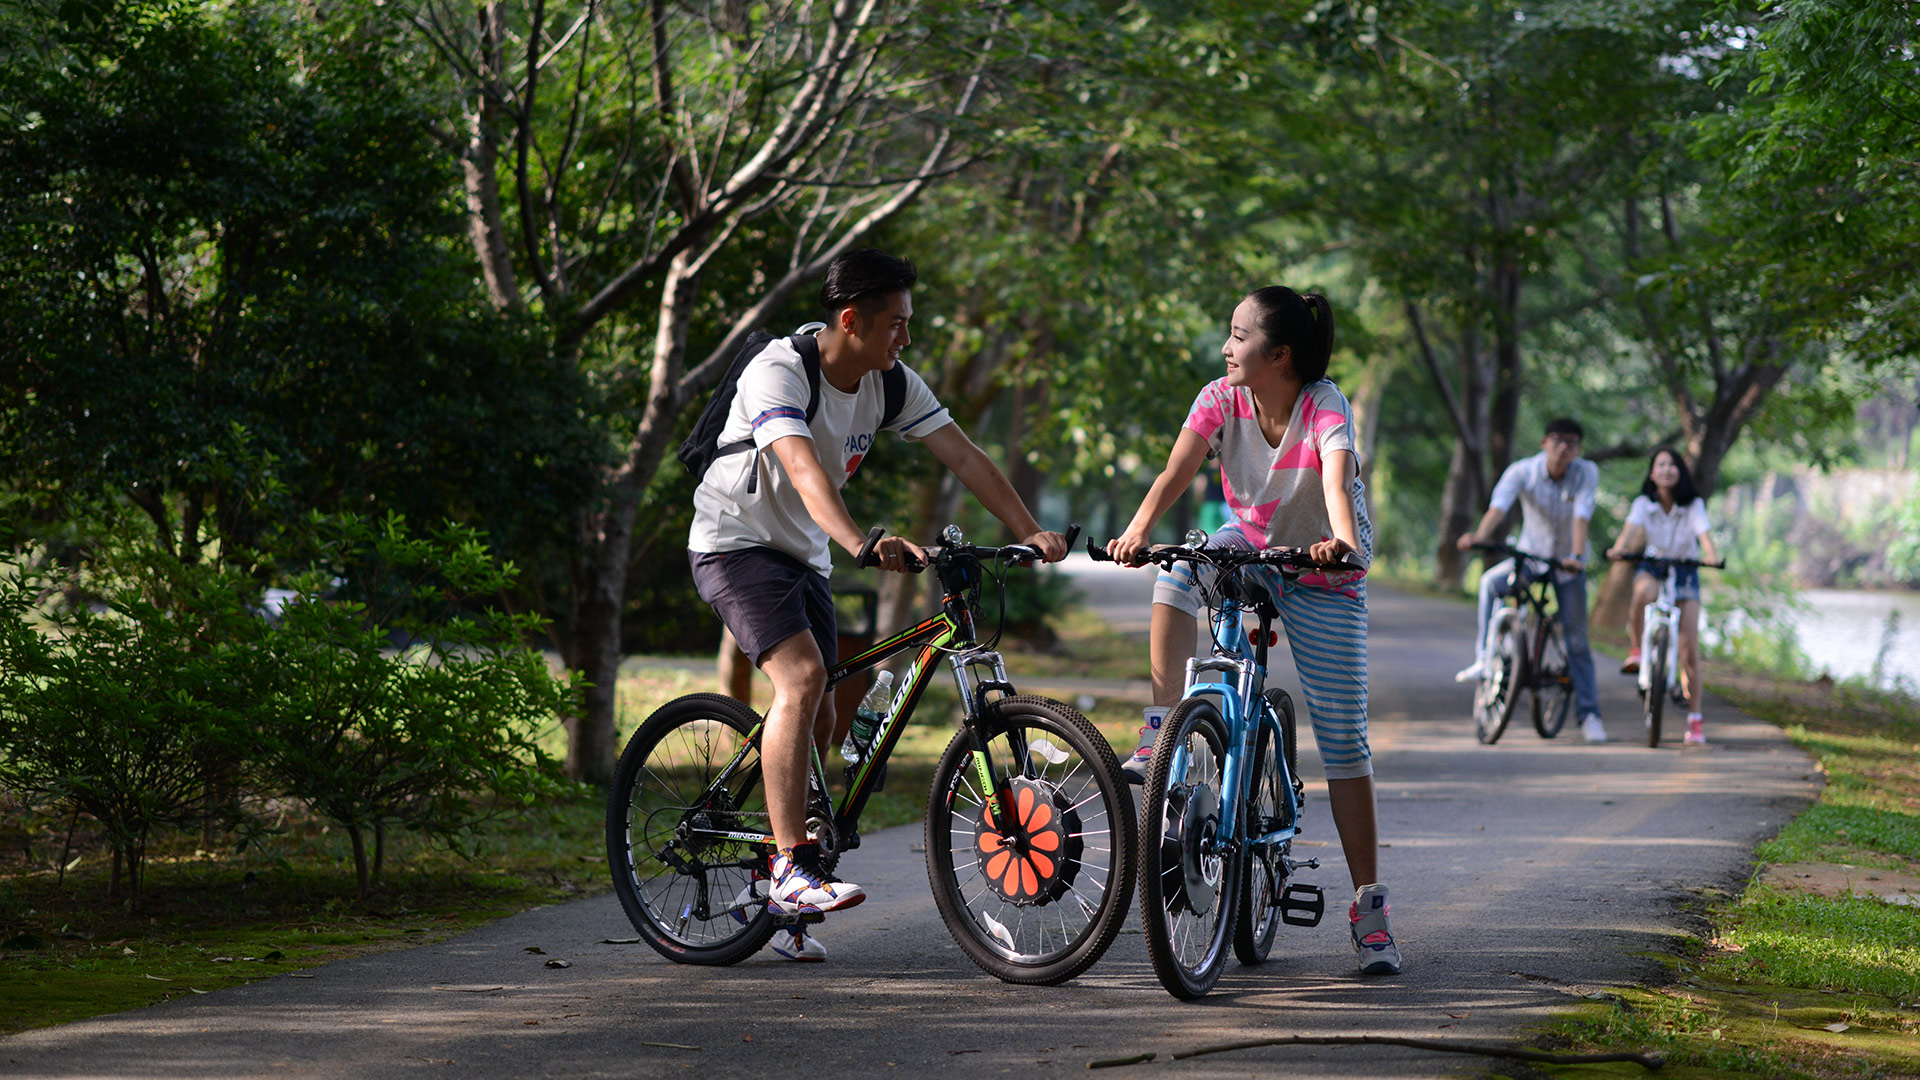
[0,584,1818,1078]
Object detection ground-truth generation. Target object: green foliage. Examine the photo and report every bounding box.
[0,0,600,565]
[256,514,572,897]
[0,513,571,905]
[1724,891,1920,1001]
[0,537,264,909]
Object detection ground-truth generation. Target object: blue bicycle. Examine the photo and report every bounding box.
[1090,534,1348,998]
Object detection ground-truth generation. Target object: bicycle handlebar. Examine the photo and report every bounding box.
[1086,538,1365,577]
[858,523,1081,572]
[1608,552,1725,570]
[1470,542,1564,569]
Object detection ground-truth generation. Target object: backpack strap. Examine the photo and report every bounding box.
[880,363,907,431]
[734,331,824,495]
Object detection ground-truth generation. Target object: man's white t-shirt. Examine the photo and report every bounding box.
[1626,494,1711,560]
[687,335,952,575]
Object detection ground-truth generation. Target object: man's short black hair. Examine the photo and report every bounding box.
[1544,417,1585,441]
[819,248,917,319]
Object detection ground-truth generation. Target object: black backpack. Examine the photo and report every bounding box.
[678,323,908,493]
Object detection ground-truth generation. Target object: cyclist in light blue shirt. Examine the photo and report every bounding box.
[1452,418,1608,742]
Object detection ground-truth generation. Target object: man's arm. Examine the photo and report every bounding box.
[919,424,1065,561]
[1456,506,1507,551]
[1565,516,1590,573]
[765,435,924,570]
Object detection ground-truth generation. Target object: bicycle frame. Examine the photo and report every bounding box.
[1637,570,1684,698]
[1174,594,1304,860]
[671,566,1025,853]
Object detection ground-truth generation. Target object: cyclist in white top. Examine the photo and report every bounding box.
[1605,448,1722,745]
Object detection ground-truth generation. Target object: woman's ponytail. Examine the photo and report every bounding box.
[1246,285,1336,384]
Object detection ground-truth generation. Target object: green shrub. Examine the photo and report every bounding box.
[0,541,267,909]
[256,514,573,897]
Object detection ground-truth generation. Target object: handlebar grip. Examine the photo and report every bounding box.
[1085,538,1113,563]
[856,526,885,569]
[1062,522,1081,551]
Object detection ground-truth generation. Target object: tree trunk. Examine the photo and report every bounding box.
[1433,438,1486,589]
[347,823,370,900]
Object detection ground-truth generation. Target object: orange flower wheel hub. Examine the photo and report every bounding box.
[974,777,1081,906]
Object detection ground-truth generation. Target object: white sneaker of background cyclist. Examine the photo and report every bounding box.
[1120,706,1168,785]
[769,846,865,914]
[771,927,827,962]
[1350,883,1402,975]
[1581,713,1608,743]
[1453,659,1486,683]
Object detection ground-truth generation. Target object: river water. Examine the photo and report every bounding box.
[1775,588,1920,689]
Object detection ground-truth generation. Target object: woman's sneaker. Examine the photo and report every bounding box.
[1350,883,1402,975]
[1684,715,1706,745]
[1120,707,1168,785]
[770,927,827,962]
[1619,650,1641,675]
[769,843,865,914]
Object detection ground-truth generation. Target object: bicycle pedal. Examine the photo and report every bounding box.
[770,911,826,927]
[1279,882,1325,927]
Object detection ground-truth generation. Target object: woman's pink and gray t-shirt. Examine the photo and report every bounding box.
[1182,377,1373,592]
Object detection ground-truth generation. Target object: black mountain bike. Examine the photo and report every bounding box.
[1470,543,1575,744]
[606,525,1137,985]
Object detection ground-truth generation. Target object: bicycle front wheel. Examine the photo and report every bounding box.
[1644,625,1670,747]
[926,695,1135,986]
[606,693,777,965]
[1531,618,1573,739]
[1476,617,1524,744]
[1140,697,1237,999]
[1235,689,1297,965]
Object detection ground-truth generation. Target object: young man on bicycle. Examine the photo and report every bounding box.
[687,248,1067,960]
[1453,418,1608,742]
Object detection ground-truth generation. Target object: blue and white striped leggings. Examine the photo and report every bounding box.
[1152,532,1372,780]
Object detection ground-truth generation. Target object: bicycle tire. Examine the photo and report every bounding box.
[1475,617,1522,744]
[606,693,778,965]
[1234,690,1295,965]
[1140,696,1237,999]
[1644,626,1669,747]
[1531,618,1573,739]
[925,695,1135,985]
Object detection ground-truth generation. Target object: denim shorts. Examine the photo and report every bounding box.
[1638,562,1700,602]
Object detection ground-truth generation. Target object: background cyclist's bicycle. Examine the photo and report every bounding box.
[605,524,1137,985]
[1611,552,1721,747]
[1470,543,1575,745]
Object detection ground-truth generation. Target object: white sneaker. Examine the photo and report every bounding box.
[770,927,826,962]
[1581,714,1607,743]
[1453,660,1485,683]
[1120,706,1168,785]
[768,844,865,914]
[1350,883,1402,975]
[1684,715,1706,745]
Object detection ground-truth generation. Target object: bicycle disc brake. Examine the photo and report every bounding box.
[973,777,1082,906]
[1158,780,1223,917]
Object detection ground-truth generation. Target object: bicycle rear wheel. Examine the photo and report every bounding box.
[1140,697,1237,999]
[606,693,777,965]
[1234,690,1297,965]
[1643,625,1670,747]
[1531,618,1573,739]
[926,695,1134,985]
[1475,616,1524,744]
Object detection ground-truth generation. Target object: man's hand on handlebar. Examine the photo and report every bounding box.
[871,535,926,574]
[1455,531,1486,552]
[1019,529,1069,564]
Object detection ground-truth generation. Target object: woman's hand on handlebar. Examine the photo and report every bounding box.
[1308,536,1358,567]
[1106,528,1153,567]
[872,535,926,574]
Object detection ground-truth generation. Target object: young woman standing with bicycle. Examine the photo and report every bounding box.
[1606,449,1721,745]
[1105,285,1399,977]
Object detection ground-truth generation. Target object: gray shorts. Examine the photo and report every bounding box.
[688,547,836,669]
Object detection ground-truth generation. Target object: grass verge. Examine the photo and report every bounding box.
[1538,664,1920,1078]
